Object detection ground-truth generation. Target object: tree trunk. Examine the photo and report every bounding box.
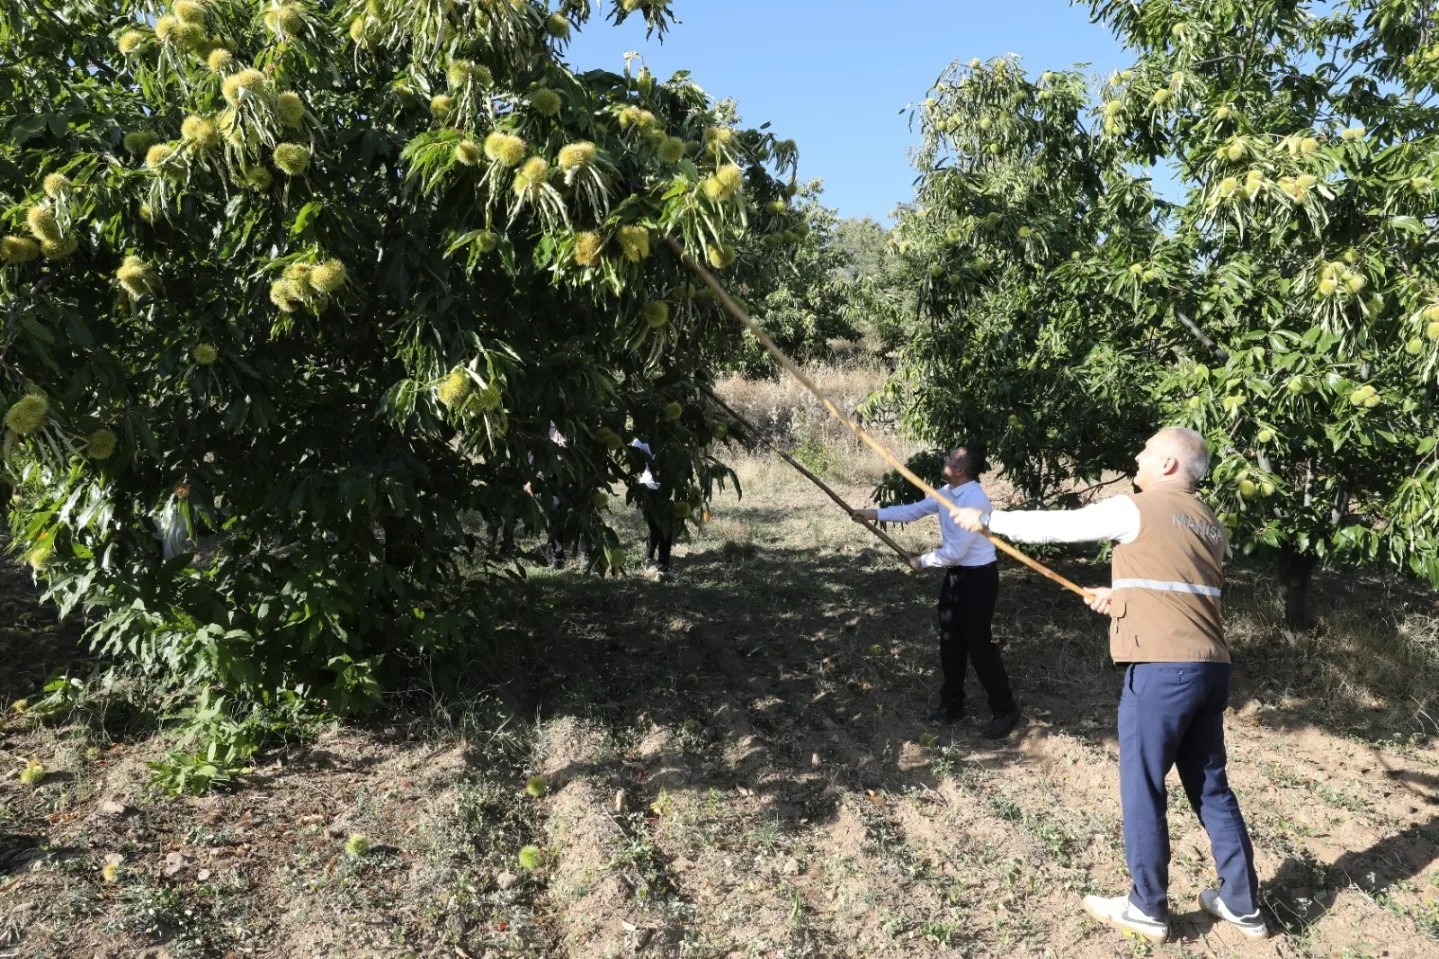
[1278,545,1318,631]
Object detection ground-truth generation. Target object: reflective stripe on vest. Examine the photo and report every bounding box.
[1112,577,1222,598]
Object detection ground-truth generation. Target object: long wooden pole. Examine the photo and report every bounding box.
[702,387,912,564]
[668,235,1090,600]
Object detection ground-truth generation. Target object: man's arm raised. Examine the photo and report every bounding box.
[950,497,1142,546]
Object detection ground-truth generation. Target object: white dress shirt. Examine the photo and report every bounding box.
[877,481,998,568]
[988,495,1142,545]
[630,438,659,490]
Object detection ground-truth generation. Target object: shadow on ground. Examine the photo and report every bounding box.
[0,535,88,709]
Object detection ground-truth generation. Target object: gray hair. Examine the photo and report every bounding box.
[1158,427,1211,485]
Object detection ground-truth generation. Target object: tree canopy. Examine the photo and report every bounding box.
[880,0,1439,625]
[0,0,805,710]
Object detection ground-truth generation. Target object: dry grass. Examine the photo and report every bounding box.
[1225,565,1439,737]
[714,362,925,487]
[714,361,889,428]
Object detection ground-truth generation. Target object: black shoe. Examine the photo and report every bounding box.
[927,703,964,724]
[980,710,1021,739]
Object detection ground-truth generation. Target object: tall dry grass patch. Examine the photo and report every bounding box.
[714,361,888,426]
[1226,569,1439,736]
[713,362,924,486]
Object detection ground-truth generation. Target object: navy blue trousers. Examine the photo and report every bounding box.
[1118,662,1259,920]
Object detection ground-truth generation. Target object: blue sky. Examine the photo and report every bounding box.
[566,1,1136,224]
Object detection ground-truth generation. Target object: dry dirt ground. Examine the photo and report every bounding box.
[3,450,1438,959]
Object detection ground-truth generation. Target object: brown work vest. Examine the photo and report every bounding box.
[1109,487,1229,664]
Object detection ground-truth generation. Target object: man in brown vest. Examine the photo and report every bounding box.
[950,427,1266,944]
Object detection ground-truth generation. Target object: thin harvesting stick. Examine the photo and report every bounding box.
[667,235,1090,600]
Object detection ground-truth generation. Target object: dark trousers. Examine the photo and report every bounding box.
[1119,662,1259,920]
[637,487,671,569]
[936,562,1015,716]
[485,517,516,555]
[547,499,588,568]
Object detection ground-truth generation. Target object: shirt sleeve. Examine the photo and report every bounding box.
[989,496,1141,545]
[921,536,975,568]
[877,496,939,524]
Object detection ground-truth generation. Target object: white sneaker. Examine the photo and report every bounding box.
[1082,894,1168,943]
[1200,888,1269,939]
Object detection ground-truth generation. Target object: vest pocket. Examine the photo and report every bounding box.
[1110,596,1140,651]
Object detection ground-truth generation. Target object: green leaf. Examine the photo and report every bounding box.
[290,201,323,237]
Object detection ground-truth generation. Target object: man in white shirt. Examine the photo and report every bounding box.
[543,423,588,569]
[852,445,1021,739]
[629,438,671,579]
